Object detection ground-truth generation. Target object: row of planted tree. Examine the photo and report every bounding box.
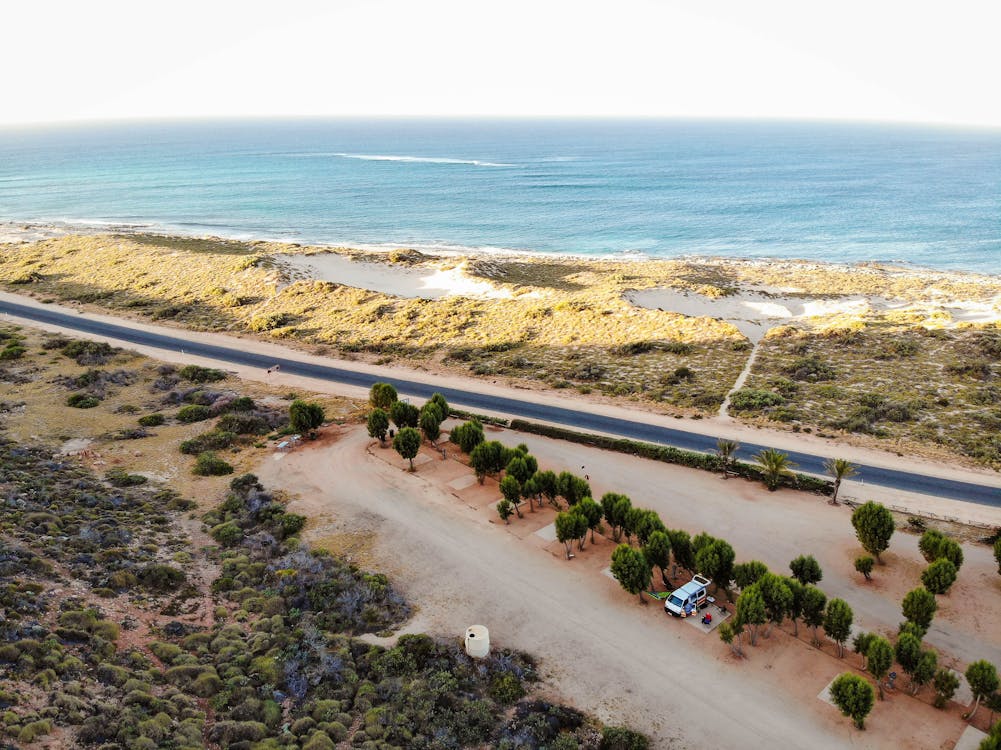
[363,385,1001,741]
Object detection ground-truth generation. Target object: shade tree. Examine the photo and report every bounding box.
[933,668,960,709]
[784,577,805,636]
[734,583,766,645]
[390,400,420,429]
[757,573,793,636]
[576,497,604,545]
[367,408,389,445]
[921,558,958,595]
[555,511,587,559]
[369,381,398,409]
[694,538,735,592]
[901,587,938,634]
[610,544,652,603]
[557,471,591,507]
[919,529,964,571]
[601,493,633,543]
[499,475,523,519]
[853,632,875,670]
[733,561,769,590]
[824,598,854,657]
[450,420,485,453]
[851,501,895,562]
[419,403,443,443]
[965,661,999,721]
[802,585,828,646]
[643,531,672,588]
[392,427,422,471]
[829,673,875,729]
[866,636,894,699]
[666,529,694,577]
[789,554,823,585]
[288,399,325,436]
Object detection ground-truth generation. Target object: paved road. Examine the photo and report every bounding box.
[3,298,999,507]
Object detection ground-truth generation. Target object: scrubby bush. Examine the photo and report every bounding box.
[179,365,227,383]
[137,564,186,590]
[180,429,237,454]
[67,393,101,408]
[249,313,293,332]
[177,404,212,423]
[138,412,165,427]
[193,452,234,476]
[729,388,784,411]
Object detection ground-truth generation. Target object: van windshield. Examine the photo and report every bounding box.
[668,595,684,607]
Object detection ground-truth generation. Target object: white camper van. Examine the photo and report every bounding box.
[664,574,711,617]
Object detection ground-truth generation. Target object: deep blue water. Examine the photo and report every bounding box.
[1,119,999,273]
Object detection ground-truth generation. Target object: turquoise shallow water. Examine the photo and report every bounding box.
[1,119,999,273]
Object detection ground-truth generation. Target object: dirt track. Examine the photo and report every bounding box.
[257,426,998,749]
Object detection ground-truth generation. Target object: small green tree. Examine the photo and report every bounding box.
[469,440,506,483]
[392,427,422,471]
[802,585,828,646]
[785,577,805,636]
[855,555,875,581]
[853,632,875,670]
[901,587,938,633]
[695,539,735,592]
[824,457,858,505]
[979,720,1001,750]
[576,497,604,545]
[601,493,632,542]
[851,501,895,562]
[622,506,647,545]
[667,529,694,576]
[634,509,666,546]
[716,438,738,479]
[718,621,742,657]
[920,529,965,571]
[735,584,767,646]
[921,558,958,595]
[643,531,672,589]
[499,475,523,519]
[419,404,442,444]
[534,470,559,507]
[555,511,587,560]
[367,408,390,445]
[866,636,894,699]
[557,472,590,507]
[753,448,797,491]
[824,598,854,657]
[895,632,922,689]
[505,456,532,485]
[733,561,769,590]
[496,498,513,525]
[966,661,1000,721]
[933,668,960,709]
[521,476,540,512]
[450,420,485,453]
[911,649,937,696]
[289,400,325,436]
[789,554,823,585]
[610,544,652,603]
[829,673,875,729]
[369,381,398,409]
[428,392,449,419]
[390,400,420,429]
[758,573,793,636]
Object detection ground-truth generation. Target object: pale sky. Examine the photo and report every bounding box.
[2,0,1000,127]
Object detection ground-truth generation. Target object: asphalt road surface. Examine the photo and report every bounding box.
[3,298,998,507]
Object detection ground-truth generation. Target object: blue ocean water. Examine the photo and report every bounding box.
[1,119,1000,274]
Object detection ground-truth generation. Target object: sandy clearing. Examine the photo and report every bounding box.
[626,286,1001,343]
[258,426,990,749]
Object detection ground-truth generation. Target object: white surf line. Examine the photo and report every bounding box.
[718,338,762,419]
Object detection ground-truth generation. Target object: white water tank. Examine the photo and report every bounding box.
[464,625,490,658]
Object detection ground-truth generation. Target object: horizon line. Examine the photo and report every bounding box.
[3,113,1001,133]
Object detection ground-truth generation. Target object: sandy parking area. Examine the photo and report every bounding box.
[257,425,999,749]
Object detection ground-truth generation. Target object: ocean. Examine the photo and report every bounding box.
[1,119,1000,274]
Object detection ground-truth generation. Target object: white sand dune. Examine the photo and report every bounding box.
[280,252,514,300]
[626,285,1001,342]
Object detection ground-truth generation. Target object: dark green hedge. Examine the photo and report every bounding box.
[507,419,833,495]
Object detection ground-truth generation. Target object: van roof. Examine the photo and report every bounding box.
[674,579,708,596]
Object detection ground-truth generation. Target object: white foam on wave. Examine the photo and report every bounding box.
[330,152,515,167]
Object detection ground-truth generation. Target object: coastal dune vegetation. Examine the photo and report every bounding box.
[3,232,1001,466]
